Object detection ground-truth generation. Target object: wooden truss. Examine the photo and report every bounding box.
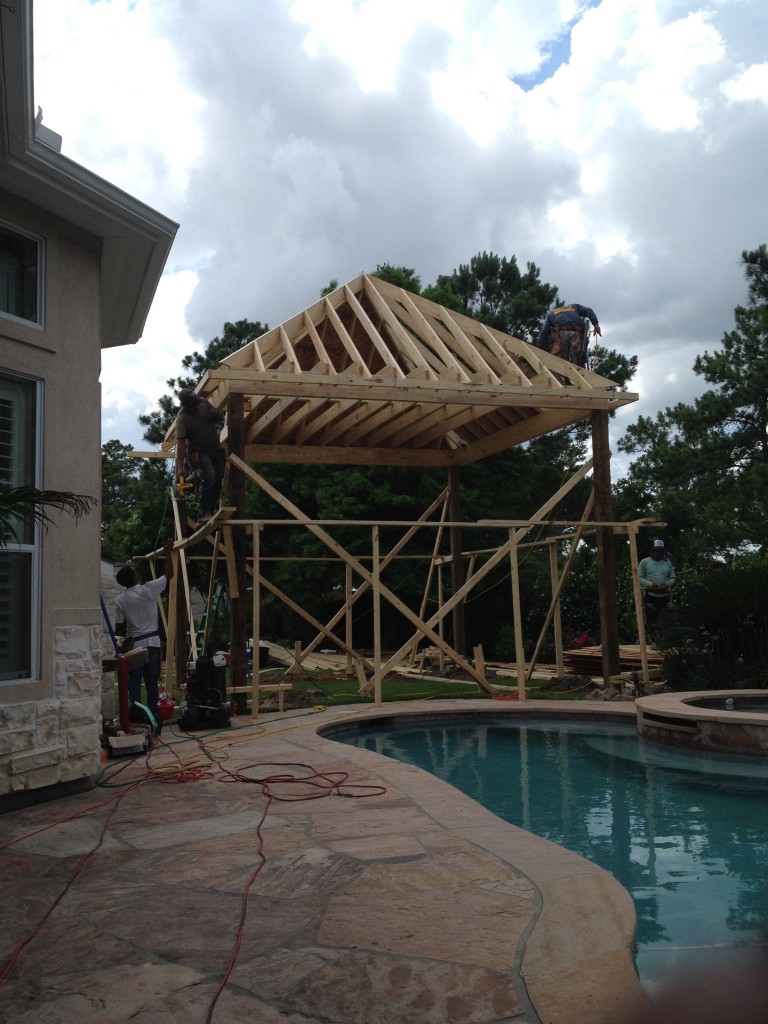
[135,274,642,709]
[156,273,637,467]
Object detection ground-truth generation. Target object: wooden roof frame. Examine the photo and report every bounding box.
[162,273,637,467]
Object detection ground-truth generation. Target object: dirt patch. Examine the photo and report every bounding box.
[534,674,594,693]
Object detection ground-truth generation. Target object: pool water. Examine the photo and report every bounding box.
[338,716,768,993]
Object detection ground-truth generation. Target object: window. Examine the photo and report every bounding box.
[0,371,40,681]
[0,223,42,325]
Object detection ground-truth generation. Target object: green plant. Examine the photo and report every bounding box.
[0,485,96,548]
[656,564,768,690]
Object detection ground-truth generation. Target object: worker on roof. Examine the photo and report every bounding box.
[535,303,601,367]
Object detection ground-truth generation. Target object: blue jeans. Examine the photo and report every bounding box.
[197,449,225,514]
[127,646,161,714]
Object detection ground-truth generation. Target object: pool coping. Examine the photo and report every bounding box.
[312,698,650,1023]
[637,688,768,724]
[636,688,768,756]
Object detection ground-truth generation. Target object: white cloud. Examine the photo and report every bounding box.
[101,269,198,450]
[722,62,768,105]
[31,0,768,480]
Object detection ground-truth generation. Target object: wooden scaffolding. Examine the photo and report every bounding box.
[138,273,640,710]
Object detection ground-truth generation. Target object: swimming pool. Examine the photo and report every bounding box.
[335,714,768,993]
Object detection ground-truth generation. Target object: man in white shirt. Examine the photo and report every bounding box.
[115,538,174,717]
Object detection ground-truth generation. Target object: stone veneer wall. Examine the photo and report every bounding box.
[0,625,102,796]
[0,574,120,800]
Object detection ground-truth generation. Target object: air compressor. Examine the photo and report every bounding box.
[179,655,231,730]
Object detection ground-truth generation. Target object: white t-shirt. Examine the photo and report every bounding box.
[115,577,168,648]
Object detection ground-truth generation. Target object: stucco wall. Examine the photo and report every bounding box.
[1,192,105,799]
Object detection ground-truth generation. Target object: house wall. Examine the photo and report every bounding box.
[1,190,105,799]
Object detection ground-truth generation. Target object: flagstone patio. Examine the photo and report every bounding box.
[0,700,648,1024]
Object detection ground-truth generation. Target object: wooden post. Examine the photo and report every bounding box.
[628,525,651,691]
[171,494,190,691]
[345,562,353,678]
[251,522,260,719]
[591,411,621,682]
[473,644,486,687]
[549,540,565,678]
[509,530,526,700]
[372,525,382,705]
[437,562,445,674]
[448,466,466,656]
[227,393,248,713]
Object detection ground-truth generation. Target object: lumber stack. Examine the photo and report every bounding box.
[563,644,664,676]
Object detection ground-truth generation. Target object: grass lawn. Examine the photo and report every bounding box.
[282,673,576,706]
[107,669,590,721]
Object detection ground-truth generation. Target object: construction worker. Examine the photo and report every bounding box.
[638,539,675,632]
[535,303,601,366]
[115,538,174,719]
[175,389,225,525]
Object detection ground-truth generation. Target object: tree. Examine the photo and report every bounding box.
[139,319,268,444]
[101,440,141,563]
[100,320,268,568]
[422,251,558,341]
[616,246,768,560]
[371,263,422,294]
[100,441,174,566]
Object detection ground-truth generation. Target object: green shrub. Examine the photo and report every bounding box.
[656,565,768,690]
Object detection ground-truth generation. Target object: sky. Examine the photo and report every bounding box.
[32,0,768,473]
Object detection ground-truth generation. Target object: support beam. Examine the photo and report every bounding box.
[591,411,621,682]
[228,393,248,713]
[448,466,466,657]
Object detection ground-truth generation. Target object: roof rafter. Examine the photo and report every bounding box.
[163,273,637,467]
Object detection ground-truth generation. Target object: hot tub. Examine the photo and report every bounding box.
[636,689,768,756]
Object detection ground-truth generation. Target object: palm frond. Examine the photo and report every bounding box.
[0,486,97,548]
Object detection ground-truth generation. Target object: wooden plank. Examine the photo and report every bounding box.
[171,507,237,550]
[323,296,374,376]
[242,442,458,467]
[222,525,239,600]
[509,534,526,697]
[394,292,480,381]
[628,524,651,690]
[376,458,594,680]
[278,324,301,373]
[363,281,465,380]
[205,367,637,409]
[525,491,594,683]
[452,409,593,464]
[251,522,260,719]
[344,283,421,377]
[303,310,334,368]
[257,571,374,673]
[229,454,492,692]
[301,488,450,665]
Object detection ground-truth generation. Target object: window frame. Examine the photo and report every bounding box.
[0,369,42,682]
[0,219,44,328]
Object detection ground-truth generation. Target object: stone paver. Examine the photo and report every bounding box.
[0,700,648,1023]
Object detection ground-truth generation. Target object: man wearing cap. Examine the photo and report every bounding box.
[535,302,601,366]
[175,389,225,525]
[638,539,676,632]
